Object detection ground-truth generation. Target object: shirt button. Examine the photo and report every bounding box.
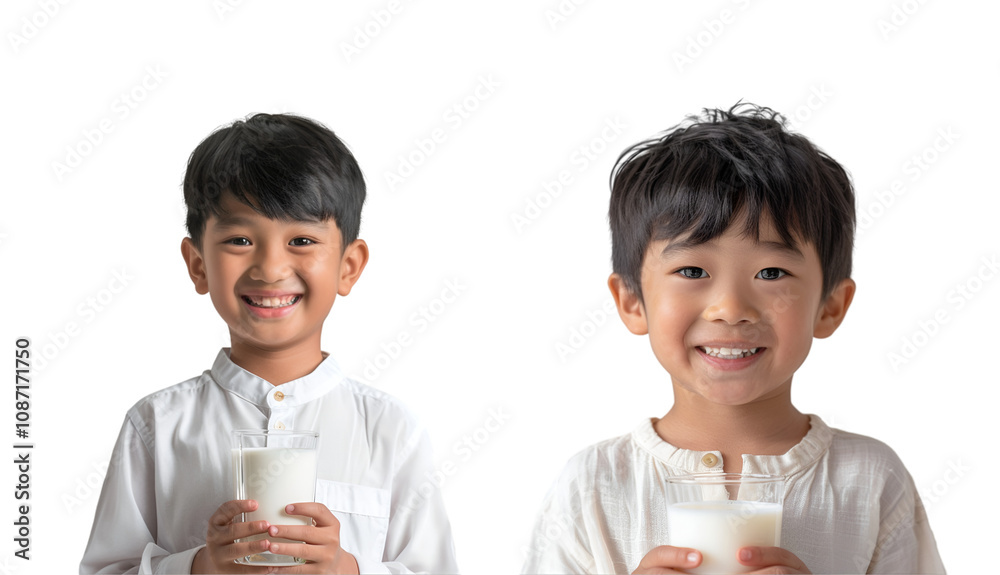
[274,391,284,402]
[701,453,720,467]
[274,421,286,430]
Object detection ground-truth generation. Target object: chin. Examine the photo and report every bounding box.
[694,383,767,406]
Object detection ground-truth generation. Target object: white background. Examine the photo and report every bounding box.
[2,0,997,573]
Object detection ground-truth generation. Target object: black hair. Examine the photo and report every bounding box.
[609,102,855,301]
[183,113,365,249]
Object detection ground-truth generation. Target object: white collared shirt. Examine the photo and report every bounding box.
[80,349,458,574]
[522,415,945,574]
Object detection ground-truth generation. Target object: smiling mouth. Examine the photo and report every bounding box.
[698,346,763,359]
[241,295,302,309]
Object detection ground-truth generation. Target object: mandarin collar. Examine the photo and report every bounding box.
[210,348,345,410]
[633,414,834,477]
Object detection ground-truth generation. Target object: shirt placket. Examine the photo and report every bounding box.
[267,388,296,431]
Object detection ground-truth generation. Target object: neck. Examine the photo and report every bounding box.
[655,385,810,473]
[228,338,324,386]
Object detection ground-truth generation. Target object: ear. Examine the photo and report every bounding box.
[608,273,648,335]
[814,278,855,338]
[336,239,370,296]
[180,237,210,295]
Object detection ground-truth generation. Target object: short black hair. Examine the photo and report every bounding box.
[609,102,855,302]
[183,113,365,249]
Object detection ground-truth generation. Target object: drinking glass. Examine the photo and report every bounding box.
[231,429,319,566]
[665,473,784,574]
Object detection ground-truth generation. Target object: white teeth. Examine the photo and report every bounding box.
[244,295,300,308]
[700,346,759,359]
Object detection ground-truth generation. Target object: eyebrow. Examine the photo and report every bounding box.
[212,214,329,231]
[212,214,256,230]
[757,240,804,260]
[659,239,804,260]
[658,238,700,258]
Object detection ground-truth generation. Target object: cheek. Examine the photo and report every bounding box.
[205,259,245,310]
[301,246,339,273]
[205,267,230,298]
[301,257,338,287]
[769,302,818,357]
[649,295,696,349]
[208,264,231,285]
[205,252,237,281]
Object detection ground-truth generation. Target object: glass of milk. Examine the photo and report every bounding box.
[231,429,319,566]
[665,473,784,574]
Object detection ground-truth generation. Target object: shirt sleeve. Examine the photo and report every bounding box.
[867,467,946,574]
[79,415,200,575]
[521,461,598,574]
[371,427,459,574]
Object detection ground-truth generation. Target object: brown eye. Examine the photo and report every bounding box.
[289,237,315,246]
[226,237,251,246]
[677,267,708,279]
[756,268,787,280]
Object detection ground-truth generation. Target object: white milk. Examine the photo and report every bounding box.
[667,501,782,574]
[232,447,318,564]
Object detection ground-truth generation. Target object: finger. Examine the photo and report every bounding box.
[212,536,272,564]
[210,520,272,546]
[283,503,339,527]
[266,524,324,545]
[265,541,320,564]
[738,546,810,573]
[636,546,701,571]
[210,499,259,526]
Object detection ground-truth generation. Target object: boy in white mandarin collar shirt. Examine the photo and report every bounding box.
[81,114,458,574]
[522,104,945,574]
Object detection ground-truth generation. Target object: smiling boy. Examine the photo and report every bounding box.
[81,114,458,574]
[522,104,945,573]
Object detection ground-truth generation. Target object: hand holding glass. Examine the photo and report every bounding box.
[231,430,319,566]
[665,473,784,574]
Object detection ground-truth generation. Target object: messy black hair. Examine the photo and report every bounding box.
[609,102,855,301]
[183,113,365,249]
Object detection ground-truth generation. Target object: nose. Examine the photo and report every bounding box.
[702,282,761,325]
[249,243,292,283]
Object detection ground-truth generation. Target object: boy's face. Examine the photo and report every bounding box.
[610,213,854,408]
[180,193,367,357]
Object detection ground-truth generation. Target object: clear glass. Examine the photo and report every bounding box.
[231,429,319,566]
[665,473,785,574]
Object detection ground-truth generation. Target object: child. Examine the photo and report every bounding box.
[80,114,458,574]
[522,104,945,574]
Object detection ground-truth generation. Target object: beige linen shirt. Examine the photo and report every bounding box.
[523,415,944,574]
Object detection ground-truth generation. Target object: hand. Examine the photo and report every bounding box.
[738,546,811,574]
[633,545,702,574]
[192,499,271,574]
[266,502,359,574]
